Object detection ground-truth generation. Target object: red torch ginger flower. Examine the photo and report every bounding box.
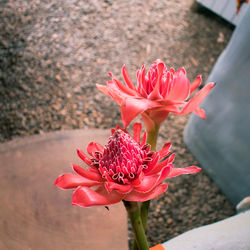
[97,60,215,130]
[54,123,201,207]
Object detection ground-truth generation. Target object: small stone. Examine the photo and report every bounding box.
[66,93,72,98]
[237,197,250,213]
[52,103,62,111]
[167,218,173,225]
[55,74,62,83]
[60,109,67,116]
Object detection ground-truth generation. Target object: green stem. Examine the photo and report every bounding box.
[123,201,149,250]
[140,200,150,229]
[146,123,160,151]
[132,123,161,250]
[140,122,160,228]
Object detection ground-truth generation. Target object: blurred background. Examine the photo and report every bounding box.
[0,0,234,142]
[0,0,241,248]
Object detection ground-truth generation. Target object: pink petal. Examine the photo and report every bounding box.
[190,75,202,93]
[161,71,172,98]
[167,166,201,178]
[194,107,206,119]
[134,165,171,193]
[147,153,160,170]
[151,104,181,114]
[142,108,170,130]
[149,154,175,175]
[122,65,136,90]
[154,165,172,186]
[133,123,142,143]
[112,77,137,96]
[104,182,132,194]
[54,173,100,189]
[96,84,124,105]
[158,142,172,159]
[141,112,157,132]
[168,153,175,162]
[124,183,168,202]
[167,68,190,101]
[170,67,175,74]
[148,62,164,100]
[72,186,125,207]
[96,84,111,97]
[159,99,185,106]
[131,171,144,186]
[133,175,158,193]
[137,65,147,97]
[87,142,104,157]
[72,164,103,182]
[77,149,92,166]
[111,125,125,135]
[121,98,159,128]
[180,82,215,116]
[140,131,147,146]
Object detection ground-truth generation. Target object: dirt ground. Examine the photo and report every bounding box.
[0,0,235,247]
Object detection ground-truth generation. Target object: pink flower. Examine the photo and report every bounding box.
[54,123,201,207]
[97,60,215,130]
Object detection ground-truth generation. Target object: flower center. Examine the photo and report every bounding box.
[143,62,174,98]
[97,130,149,184]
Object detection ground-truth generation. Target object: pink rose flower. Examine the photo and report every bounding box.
[54,123,201,207]
[97,60,215,130]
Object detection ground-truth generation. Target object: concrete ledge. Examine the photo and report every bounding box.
[162,210,250,250]
[0,129,128,250]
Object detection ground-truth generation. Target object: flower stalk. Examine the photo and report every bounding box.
[146,123,160,151]
[123,201,149,250]
[132,124,160,250]
[141,123,160,226]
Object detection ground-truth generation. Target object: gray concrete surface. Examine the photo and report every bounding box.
[162,210,250,250]
[184,6,250,206]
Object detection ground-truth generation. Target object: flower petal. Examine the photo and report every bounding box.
[77,149,92,166]
[131,171,144,186]
[121,98,159,128]
[87,142,104,157]
[141,112,157,132]
[167,166,201,178]
[158,142,172,159]
[122,65,136,90]
[140,131,147,146]
[134,165,171,193]
[150,104,181,114]
[167,68,190,101]
[72,186,125,207]
[112,77,137,96]
[148,62,164,100]
[54,173,100,189]
[190,75,202,93]
[111,125,125,135]
[137,65,148,97]
[96,84,124,105]
[133,175,158,193]
[104,182,132,194]
[194,107,206,119]
[149,153,175,175]
[154,164,172,186]
[96,84,110,97]
[72,164,103,182]
[133,123,142,143]
[124,183,168,202]
[179,82,215,116]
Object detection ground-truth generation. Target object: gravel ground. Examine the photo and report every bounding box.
[0,0,235,247]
